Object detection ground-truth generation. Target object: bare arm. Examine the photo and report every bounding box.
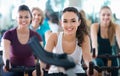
[90,23,99,57]
[44,33,57,52]
[40,33,57,69]
[81,35,92,67]
[33,33,57,76]
[45,30,52,43]
[81,35,98,76]
[2,39,11,66]
[115,24,120,49]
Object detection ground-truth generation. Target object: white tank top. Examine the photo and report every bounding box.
[48,32,85,74]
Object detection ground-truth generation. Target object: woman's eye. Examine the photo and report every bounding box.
[63,20,67,23]
[72,20,76,22]
[19,16,22,18]
[102,14,105,16]
[107,14,110,16]
[25,16,29,18]
[38,14,41,16]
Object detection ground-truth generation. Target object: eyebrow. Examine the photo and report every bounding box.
[63,18,76,20]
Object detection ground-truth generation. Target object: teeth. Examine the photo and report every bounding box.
[35,20,38,22]
[22,23,26,25]
[34,19,39,22]
[67,28,73,31]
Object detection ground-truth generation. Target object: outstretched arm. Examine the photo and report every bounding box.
[81,35,98,76]
[2,39,11,71]
[90,23,99,57]
[32,33,57,76]
[41,33,57,69]
[115,24,120,49]
[81,35,92,67]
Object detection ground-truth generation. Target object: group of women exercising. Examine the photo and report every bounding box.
[1,4,120,76]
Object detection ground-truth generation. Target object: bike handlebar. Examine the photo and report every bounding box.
[28,36,76,70]
[89,61,120,75]
[5,59,41,76]
[6,59,35,72]
[92,48,120,59]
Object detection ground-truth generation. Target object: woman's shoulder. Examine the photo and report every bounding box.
[114,23,120,27]
[91,23,99,31]
[46,32,60,47]
[114,23,120,30]
[2,27,17,40]
[4,27,16,35]
[91,23,99,27]
[49,32,59,41]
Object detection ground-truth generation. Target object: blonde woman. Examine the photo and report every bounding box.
[31,7,50,46]
[91,6,120,76]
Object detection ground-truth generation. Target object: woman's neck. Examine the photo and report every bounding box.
[100,24,109,31]
[63,33,76,42]
[17,27,29,34]
[100,23,109,28]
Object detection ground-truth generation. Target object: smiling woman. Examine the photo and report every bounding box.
[32,6,97,76]
[30,7,50,46]
[1,4,42,76]
[90,6,120,76]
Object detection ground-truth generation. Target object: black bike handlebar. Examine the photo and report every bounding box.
[89,61,120,74]
[28,36,76,70]
[89,48,120,75]
[5,59,41,76]
[92,48,120,59]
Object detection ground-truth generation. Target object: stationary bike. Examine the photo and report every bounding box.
[28,36,87,76]
[5,58,41,76]
[89,48,120,76]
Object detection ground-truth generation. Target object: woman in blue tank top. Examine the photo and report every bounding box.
[91,6,120,76]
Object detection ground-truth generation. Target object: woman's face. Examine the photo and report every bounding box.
[61,12,80,35]
[100,8,112,25]
[16,10,31,28]
[32,9,42,27]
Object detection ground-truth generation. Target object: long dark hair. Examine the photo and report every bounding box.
[62,7,88,46]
